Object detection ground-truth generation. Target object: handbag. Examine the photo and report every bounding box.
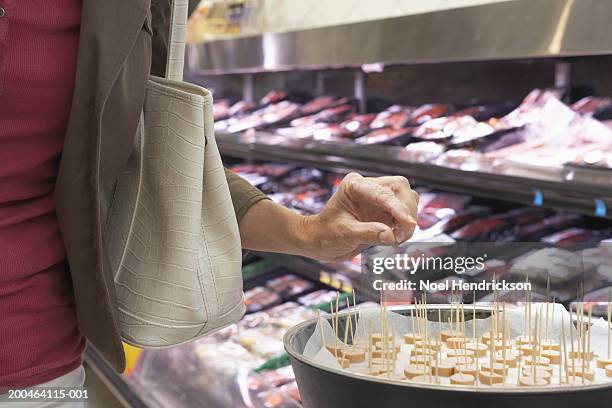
[104,0,245,348]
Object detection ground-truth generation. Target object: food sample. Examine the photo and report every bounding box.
[305,297,612,391]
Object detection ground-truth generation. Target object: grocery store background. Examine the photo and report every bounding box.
[187,0,510,41]
[84,1,612,407]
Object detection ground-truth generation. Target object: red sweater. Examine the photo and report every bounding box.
[0,0,85,389]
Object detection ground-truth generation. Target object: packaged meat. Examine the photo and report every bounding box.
[244,287,282,313]
[541,228,598,246]
[450,217,511,242]
[302,96,348,115]
[265,274,314,298]
[313,104,354,124]
[510,247,594,285]
[228,100,257,117]
[441,206,492,233]
[260,91,287,106]
[410,103,451,125]
[510,213,583,241]
[339,113,376,138]
[213,99,231,120]
[571,96,612,116]
[370,105,412,129]
[354,127,411,145]
[401,141,445,162]
[297,290,343,309]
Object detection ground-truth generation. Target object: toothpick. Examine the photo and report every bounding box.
[438,308,442,342]
[517,346,522,385]
[587,305,592,370]
[561,314,569,384]
[316,311,328,365]
[532,310,538,380]
[368,320,373,374]
[335,294,340,358]
[545,296,550,341]
[461,303,466,339]
[608,289,612,361]
[473,291,477,340]
[345,299,354,346]
[569,304,576,380]
[344,299,351,346]
[502,302,507,384]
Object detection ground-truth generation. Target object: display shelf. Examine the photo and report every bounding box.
[218,132,612,220]
[186,0,612,75]
[254,252,378,303]
[84,345,148,408]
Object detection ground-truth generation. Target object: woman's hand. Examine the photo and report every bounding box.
[300,173,419,261]
[239,172,419,262]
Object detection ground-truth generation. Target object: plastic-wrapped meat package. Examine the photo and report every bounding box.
[244,286,282,313]
[370,105,412,129]
[509,247,595,285]
[257,163,297,179]
[433,148,483,171]
[265,274,314,299]
[297,290,341,308]
[440,206,492,233]
[311,123,351,141]
[339,113,376,138]
[354,127,411,145]
[213,99,231,120]
[260,90,287,106]
[497,89,561,129]
[541,227,600,247]
[281,168,324,187]
[289,105,354,128]
[448,120,497,146]
[496,206,550,225]
[229,100,257,117]
[261,101,302,126]
[422,192,472,214]
[460,258,509,279]
[265,303,321,329]
[416,193,472,232]
[449,207,546,242]
[481,129,526,153]
[314,104,354,124]
[226,113,266,133]
[302,96,348,115]
[279,382,301,404]
[510,212,582,241]
[410,103,451,125]
[450,217,512,242]
[401,141,445,162]
[413,116,488,142]
[227,101,302,133]
[256,388,301,408]
[571,96,612,116]
[580,243,612,294]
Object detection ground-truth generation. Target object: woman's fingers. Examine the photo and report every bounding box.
[342,173,418,238]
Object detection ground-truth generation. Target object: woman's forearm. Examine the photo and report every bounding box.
[239,199,316,258]
[238,173,419,262]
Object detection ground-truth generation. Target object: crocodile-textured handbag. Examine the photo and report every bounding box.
[105,0,245,348]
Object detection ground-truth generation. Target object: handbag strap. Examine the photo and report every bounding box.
[166,0,189,81]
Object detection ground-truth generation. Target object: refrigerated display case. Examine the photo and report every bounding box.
[92,1,612,406]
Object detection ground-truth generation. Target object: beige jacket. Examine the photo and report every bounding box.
[54,0,266,372]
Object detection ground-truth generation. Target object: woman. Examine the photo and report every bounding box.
[0,0,419,403]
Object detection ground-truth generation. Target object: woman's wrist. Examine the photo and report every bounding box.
[288,213,322,259]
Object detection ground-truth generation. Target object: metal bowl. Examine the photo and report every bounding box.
[284,305,612,408]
